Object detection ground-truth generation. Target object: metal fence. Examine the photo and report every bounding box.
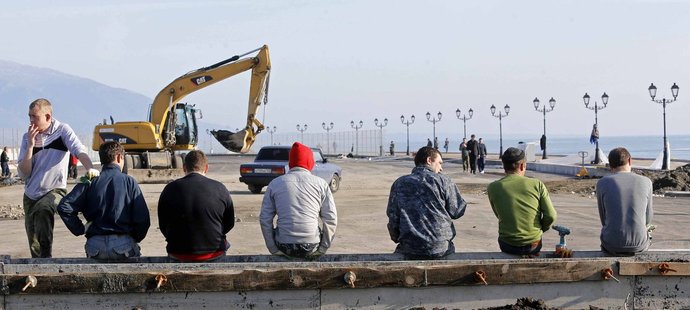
[255,129,387,156]
[1,127,387,159]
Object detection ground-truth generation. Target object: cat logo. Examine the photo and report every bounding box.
[192,75,213,86]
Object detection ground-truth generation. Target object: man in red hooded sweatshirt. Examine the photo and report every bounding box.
[259,142,338,259]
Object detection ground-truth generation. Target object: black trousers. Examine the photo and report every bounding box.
[469,154,477,173]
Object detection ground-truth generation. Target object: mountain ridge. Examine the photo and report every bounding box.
[0,59,152,135]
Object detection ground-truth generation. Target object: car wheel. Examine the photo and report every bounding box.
[248,184,263,194]
[329,174,340,193]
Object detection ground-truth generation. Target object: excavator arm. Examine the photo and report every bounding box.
[150,45,271,153]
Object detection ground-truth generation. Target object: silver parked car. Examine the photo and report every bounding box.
[239,146,342,194]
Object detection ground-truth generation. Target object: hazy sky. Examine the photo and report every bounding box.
[1,0,688,140]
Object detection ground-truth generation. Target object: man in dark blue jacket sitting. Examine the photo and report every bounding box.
[57,141,150,261]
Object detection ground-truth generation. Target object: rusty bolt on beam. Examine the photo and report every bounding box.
[474,271,488,285]
[601,268,620,282]
[155,274,168,290]
[658,263,677,275]
[344,271,356,288]
[21,275,37,292]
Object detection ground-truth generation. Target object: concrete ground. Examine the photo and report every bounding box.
[1,154,689,259]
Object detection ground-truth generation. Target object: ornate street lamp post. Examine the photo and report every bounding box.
[490,104,510,158]
[374,118,388,156]
[350,120,363,155]
[400,115,415,156]
[296,124,307,143]
[583,92,609,165]
[321,122,334,154]
[648,83,679,170]
[533,97,556,159]
[455,108,473,139]
[266,126,277,146]
[426,111,442,149]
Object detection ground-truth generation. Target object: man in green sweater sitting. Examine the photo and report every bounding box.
[488,147,557,256]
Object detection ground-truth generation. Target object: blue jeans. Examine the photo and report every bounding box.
[85,234,141,261]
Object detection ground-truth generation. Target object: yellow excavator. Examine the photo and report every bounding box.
[92,45,271,182]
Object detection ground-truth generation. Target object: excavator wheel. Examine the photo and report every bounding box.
[172,153,183,169]
[123,155,133,174]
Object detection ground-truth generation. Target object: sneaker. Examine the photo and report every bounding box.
[480,171,485,174]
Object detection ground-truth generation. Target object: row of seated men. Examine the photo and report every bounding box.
[49,141,652,262]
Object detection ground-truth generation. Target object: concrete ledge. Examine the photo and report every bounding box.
[665,191,690,198]
[3,250,690,267]
[485,159,611,177]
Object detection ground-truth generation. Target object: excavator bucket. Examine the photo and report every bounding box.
[211,129,254,153]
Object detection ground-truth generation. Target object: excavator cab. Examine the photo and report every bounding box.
[170,103,201,149]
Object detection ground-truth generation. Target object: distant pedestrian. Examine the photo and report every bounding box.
[443,138,449,153]
[477,138,487,174]
[1,146,10,178]
[389,141,395,156]
[466,134,479,174]
[333,141,337,154]
[460,138,469,172]
[433,137,439,150]
[426,138,432,148]
[68,154,79,179]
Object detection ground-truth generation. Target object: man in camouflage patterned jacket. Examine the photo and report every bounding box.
[386,146,467,259]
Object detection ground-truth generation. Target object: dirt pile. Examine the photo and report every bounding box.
[0,203,23,220]
[636,164,690,194]
[477,297,557,310]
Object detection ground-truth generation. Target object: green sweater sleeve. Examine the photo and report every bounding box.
[538,181,557,232]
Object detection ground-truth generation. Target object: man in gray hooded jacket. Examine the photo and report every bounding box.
[260,142,337,259]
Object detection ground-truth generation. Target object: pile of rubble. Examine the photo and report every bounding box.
[636,164,690,194]
[0,203,23,220]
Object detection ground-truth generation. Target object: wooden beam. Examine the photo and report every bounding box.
[2,260,616,295]
[619,262,690,276]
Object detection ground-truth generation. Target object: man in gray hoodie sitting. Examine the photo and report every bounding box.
[260,142,337,259]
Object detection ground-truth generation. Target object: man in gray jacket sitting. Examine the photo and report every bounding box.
[597,147,653,255]
[260,142,337,259]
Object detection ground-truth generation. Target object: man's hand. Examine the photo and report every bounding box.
[27,124,39,149]
[79,169,100,184]
[86,168,100,179]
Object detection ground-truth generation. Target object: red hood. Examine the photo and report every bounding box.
[288,142,314,171]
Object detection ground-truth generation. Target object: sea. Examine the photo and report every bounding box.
[406,135,690,161]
